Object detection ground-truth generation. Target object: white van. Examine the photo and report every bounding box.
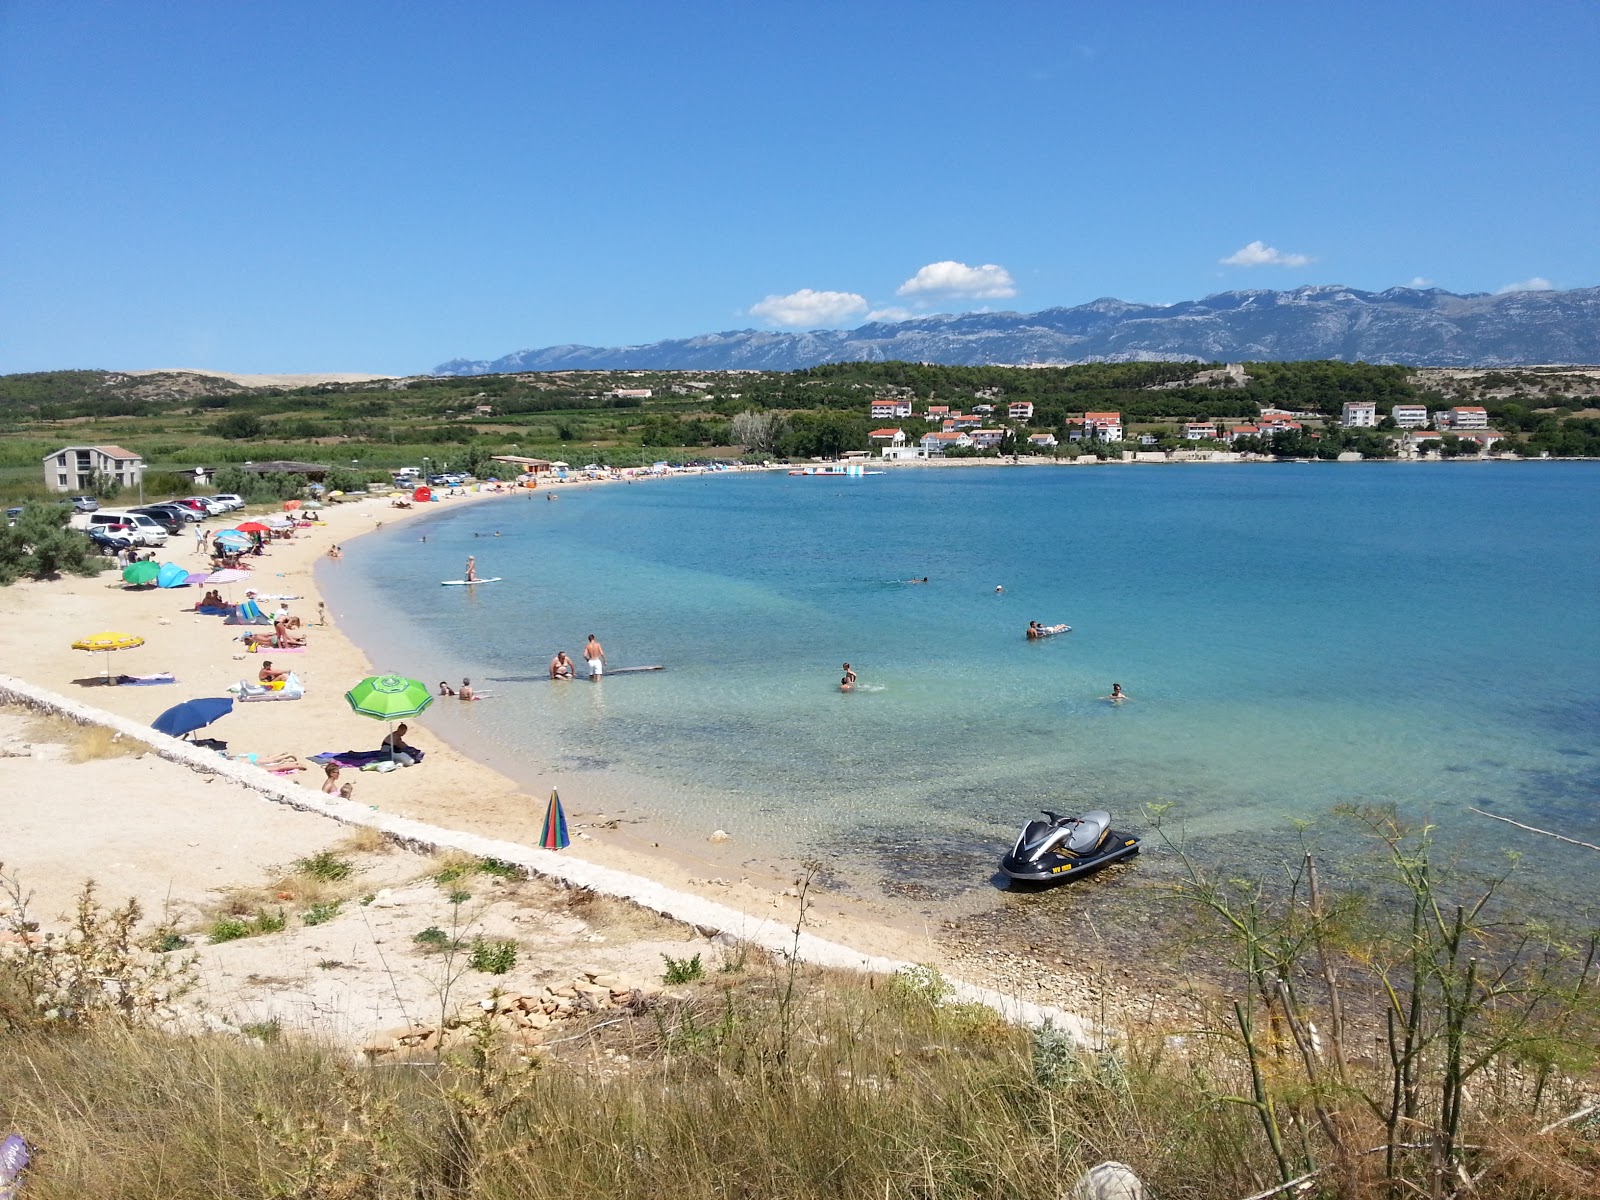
[101,511,169,547]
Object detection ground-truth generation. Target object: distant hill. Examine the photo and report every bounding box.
[435,284,1600,375]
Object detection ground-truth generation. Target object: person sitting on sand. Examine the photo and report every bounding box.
[459,678,479,701]
[381,723,420,766]
[258,661,288,685]
[438,680,456,696]
[321,763,342,795]
[549,651,575,680]
[272,619,306,648]
[201,589,224,608]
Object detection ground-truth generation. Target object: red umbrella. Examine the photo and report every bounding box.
[234,521,270,534]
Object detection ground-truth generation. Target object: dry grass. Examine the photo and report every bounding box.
[333,825,392,856]
[68,725,149,763]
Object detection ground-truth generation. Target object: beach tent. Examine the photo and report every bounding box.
[156,562,191,588]
[225,598,270,625]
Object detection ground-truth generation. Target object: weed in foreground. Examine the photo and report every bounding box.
[300,902,342,927]
[209,908,286,944]
[662,952,704,984]
[291,851,354,883]
[468,938,517,975]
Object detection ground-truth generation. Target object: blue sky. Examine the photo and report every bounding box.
[3,1,1596,374]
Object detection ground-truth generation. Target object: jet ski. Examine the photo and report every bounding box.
[999,809,1141,884]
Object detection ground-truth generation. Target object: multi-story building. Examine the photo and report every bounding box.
[969,429,1006,448]
[870,399,912,420]
[1438,406,1489,430]
[1184,422,1219,440]
[1390,404,1429,428]
[43,445,144,494]
[920,431,973,456]
[1008,400,1035,421]
[1340,402,1377,427]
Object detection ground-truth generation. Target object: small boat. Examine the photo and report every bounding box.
[786,464,882,477]
[999,809,1141,884]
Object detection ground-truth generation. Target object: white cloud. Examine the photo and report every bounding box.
[896,261,1017,299]
[1220,240,1312,268]
[748,288,868,328]
[1407,276,1434,288]
[864,306,916,323]
[1496,276,1554,294]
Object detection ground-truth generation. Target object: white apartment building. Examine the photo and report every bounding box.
[1008,400,1035,421]
[1340,402,1377,427]
[869,399,913,419]
[1184,422,1219,440]
[1390,404,1429,428]
[1082,411,1123,441]
[1438,406,1489,430]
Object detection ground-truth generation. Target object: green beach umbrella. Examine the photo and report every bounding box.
[344,674,434,720]
[122,560,160,586]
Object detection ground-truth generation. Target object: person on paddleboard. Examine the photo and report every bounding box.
[465,556,477,583]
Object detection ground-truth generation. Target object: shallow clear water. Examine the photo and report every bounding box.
[323,465,1600,894]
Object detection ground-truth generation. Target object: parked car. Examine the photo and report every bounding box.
[70,495,99,512]
[129,506,187,535]
[86,527,136,555]
[143,502,202,524]
[210,493,245,510]
[183,496,230,516]
[78,513,140,539]
[168,499,212,517]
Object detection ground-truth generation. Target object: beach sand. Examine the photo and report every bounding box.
[0,487,942,962]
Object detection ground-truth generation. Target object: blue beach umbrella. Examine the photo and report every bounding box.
[214,530,252,549]
[151,697,234,739]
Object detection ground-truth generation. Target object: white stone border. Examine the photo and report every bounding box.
[0,673,1093,1043]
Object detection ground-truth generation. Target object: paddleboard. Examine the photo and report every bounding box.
[490,666,665,681]
[440,577,503,586]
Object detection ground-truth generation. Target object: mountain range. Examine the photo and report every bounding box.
[435,284,1600,375]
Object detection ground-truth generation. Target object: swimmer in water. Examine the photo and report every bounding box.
[840,674,854,692]
[995,585,1004,594]
[1106,683,1128,703]
[842,662,857,688]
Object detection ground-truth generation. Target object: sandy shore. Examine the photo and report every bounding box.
[0,482,941,966]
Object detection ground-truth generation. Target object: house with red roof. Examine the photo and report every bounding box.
[1184,422,1219,440]
[1008,400,1035,421]
[920,431,973,456]
[969,429,1006,448]
[870,398,912,420]
[1082,411,1123,441]
[869,427,906,446]
[1438,406,1489,430]
[925,405,951,422]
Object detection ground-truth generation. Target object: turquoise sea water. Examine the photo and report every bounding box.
[322,464,1600,898]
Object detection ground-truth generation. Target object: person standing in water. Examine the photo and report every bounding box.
[583,634,605,681]
[841,662,858,691]
[465,556,477,582]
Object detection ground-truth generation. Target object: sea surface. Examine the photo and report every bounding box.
[321,464,1600,904]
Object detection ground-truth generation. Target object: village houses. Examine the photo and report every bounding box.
[1390,404,1430,428]
[1082,411,1123,441]
[969,429,1006,449]
[921,431,973,456]
[1437,406,1489,430]
[868,427,905,446]
[43,445,144,494]
[1008,400,1035,422]
[1184,421,1219,440]
[870,398,913,420]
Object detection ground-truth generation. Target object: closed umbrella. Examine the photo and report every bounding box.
[72,631,144,681]
[345,674,433,760]
[151,697,234,739]
[542,790,570,850]
[122,561,160,586]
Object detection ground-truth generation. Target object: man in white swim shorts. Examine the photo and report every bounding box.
[584,634,606,681]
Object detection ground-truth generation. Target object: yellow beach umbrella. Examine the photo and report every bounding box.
[72,631,145,681]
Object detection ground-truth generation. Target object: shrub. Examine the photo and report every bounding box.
[292,851,354,883]
[469,938,518,975]
[300,902,342,927]
[0,503,109,586]
[412,926,451,952]
[208,908,286,944]
[662,952,704,984]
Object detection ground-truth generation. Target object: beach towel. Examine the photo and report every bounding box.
[309,747,426,768]
[115,672,176,686]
